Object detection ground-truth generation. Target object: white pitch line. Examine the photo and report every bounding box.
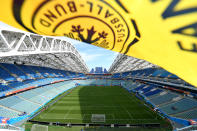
[41,106,56,119]
[63,106,73,119]
[124,106,133,119]
[111,114,115,120]
[41,117,156,121]
[119,91,134,119]
[82,114,86,120]
[120,89,158,121]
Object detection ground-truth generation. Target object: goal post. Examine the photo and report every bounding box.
[31,124,48,131]
[91,114,105,123]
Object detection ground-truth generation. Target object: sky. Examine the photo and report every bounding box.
[63,37,118,71]
[0,22,118,71]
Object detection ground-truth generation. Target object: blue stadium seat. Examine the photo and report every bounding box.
[173,108,197,119]
[0,66,16,81]
[0,63,31,80]
[149,92,179,105]
[111,73,121,78]
[133,84,146,91]
[17,65,40,78]
[160,98,197,115]
[29,66,49,77]
[144,89,162,97]
[159,70,171,77]
[151,69,163,77]
[141,85,155,93]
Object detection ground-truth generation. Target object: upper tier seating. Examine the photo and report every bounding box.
[0,63,31,80]
[122,72,130,78]
[133,84,146,91]
[111,73,121,78]
[0,62,81,99]
[28,66,49,77]
[0,66,16,81]
[131,68,156,77]
[0,84,12,96]
[144,89,163,97]
[140,85,155,93]
[153,69,170,77]
[113,67,194,87]
[0,63,79,82]
[16,65,40,78]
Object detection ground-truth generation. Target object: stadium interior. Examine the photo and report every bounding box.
[0,29,197,131]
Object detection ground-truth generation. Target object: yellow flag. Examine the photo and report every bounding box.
[0,0,197,86]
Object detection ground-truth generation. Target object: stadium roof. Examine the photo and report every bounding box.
[0,29,89,73]
[109,54,157,73]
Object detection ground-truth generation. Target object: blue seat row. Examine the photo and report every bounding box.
[0,63,79,81]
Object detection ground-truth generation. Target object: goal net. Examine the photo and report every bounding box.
[91,114,105,123]
[31,124,48,131]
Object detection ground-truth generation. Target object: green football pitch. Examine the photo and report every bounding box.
[30,86,171,129]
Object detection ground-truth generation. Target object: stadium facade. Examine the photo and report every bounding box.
[0,29,196,131]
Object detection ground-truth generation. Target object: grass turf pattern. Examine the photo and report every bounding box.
[31,85,170,127]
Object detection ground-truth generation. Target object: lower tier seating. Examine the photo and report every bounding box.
[149,92,179,105]
[121,80,197,120]
[0,79,197,124]
[0,107,19,118]
[173,108,197,119]
[0,80,76,118]
[160,98,197,115]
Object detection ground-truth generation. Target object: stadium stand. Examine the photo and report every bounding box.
[159,98,197,115]
[0,66,16,81]
[144,89,163,97]
[0,63,197,131]
[16,65,40,78]
[120,77,197,127]
[173,108,197,120]
[0,79,76,119]
[0,63,31,80]
[0,31,197,131]
[149,92,179,105]
[109,55,197,130]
